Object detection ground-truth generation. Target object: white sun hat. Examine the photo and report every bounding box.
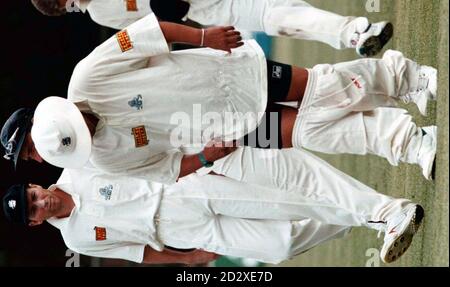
[31,97,92,169]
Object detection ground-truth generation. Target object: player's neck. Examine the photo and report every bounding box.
[53,188,76,219]
[82,112,99,138]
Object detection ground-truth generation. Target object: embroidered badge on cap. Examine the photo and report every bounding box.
[8,200,16,210]
[131,126,149,148]
[99,185,113,201]
[126,0,138,11]
[61,137,72,147]
[94,227,107,241]
[128,95,143,111]
[116,30,133,53]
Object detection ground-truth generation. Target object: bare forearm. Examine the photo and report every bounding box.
[142,246,188,264]
[159,22,244,53]
[159,21,202,46]
[179,154,204,179]
[142,246,220,265]
[177,142,237,179]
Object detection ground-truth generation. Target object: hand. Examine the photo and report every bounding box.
[203,140,239,162]
[203,26,244,53]
[183,249,221,265]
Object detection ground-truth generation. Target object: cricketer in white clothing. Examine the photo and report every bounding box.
[2,147,425,264]
[31,0,393,57]
[24,13,437,186]
[66,13,267,184]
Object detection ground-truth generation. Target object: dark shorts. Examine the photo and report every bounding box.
[266,60,292,103]
[241,60,292,149]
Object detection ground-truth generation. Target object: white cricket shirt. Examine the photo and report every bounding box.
[47,166,164,263]
[76,0,152,30]
[68,13,268,184]
[76,0,272,32]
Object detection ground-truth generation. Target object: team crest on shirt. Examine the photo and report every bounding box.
[128,95,143,110]
[272,65,282,79]
[116,30,133,52]
[99,185,113,201]
[126,0,138,11]
[94,227,107,241]
[131,126,149,148]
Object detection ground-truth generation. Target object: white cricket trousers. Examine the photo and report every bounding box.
[293,50,426,166]
[187,0,369,49]
[157,148,411,263]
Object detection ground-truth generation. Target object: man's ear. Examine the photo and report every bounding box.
[29,220,43,227]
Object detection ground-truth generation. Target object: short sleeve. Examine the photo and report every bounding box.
[68,13,169,101]
[114,12,170,58]
[87,0,153,30]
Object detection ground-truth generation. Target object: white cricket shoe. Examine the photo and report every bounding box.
[352,22,394,57]
[417,126,438,180]
[380,205,425,264]
[401,66,438,116]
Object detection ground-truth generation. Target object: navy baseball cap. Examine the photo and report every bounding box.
[1,108,34,169]
[2,184,29,225]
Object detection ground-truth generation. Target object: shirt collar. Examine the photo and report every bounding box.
[75,0,90,13]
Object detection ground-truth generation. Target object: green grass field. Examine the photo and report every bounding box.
[270,0,449,267]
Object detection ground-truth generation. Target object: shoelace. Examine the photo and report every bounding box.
[349,23,374,47]
[401,93,413,104]
[370,212,407,239]
[417,74,430,91]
